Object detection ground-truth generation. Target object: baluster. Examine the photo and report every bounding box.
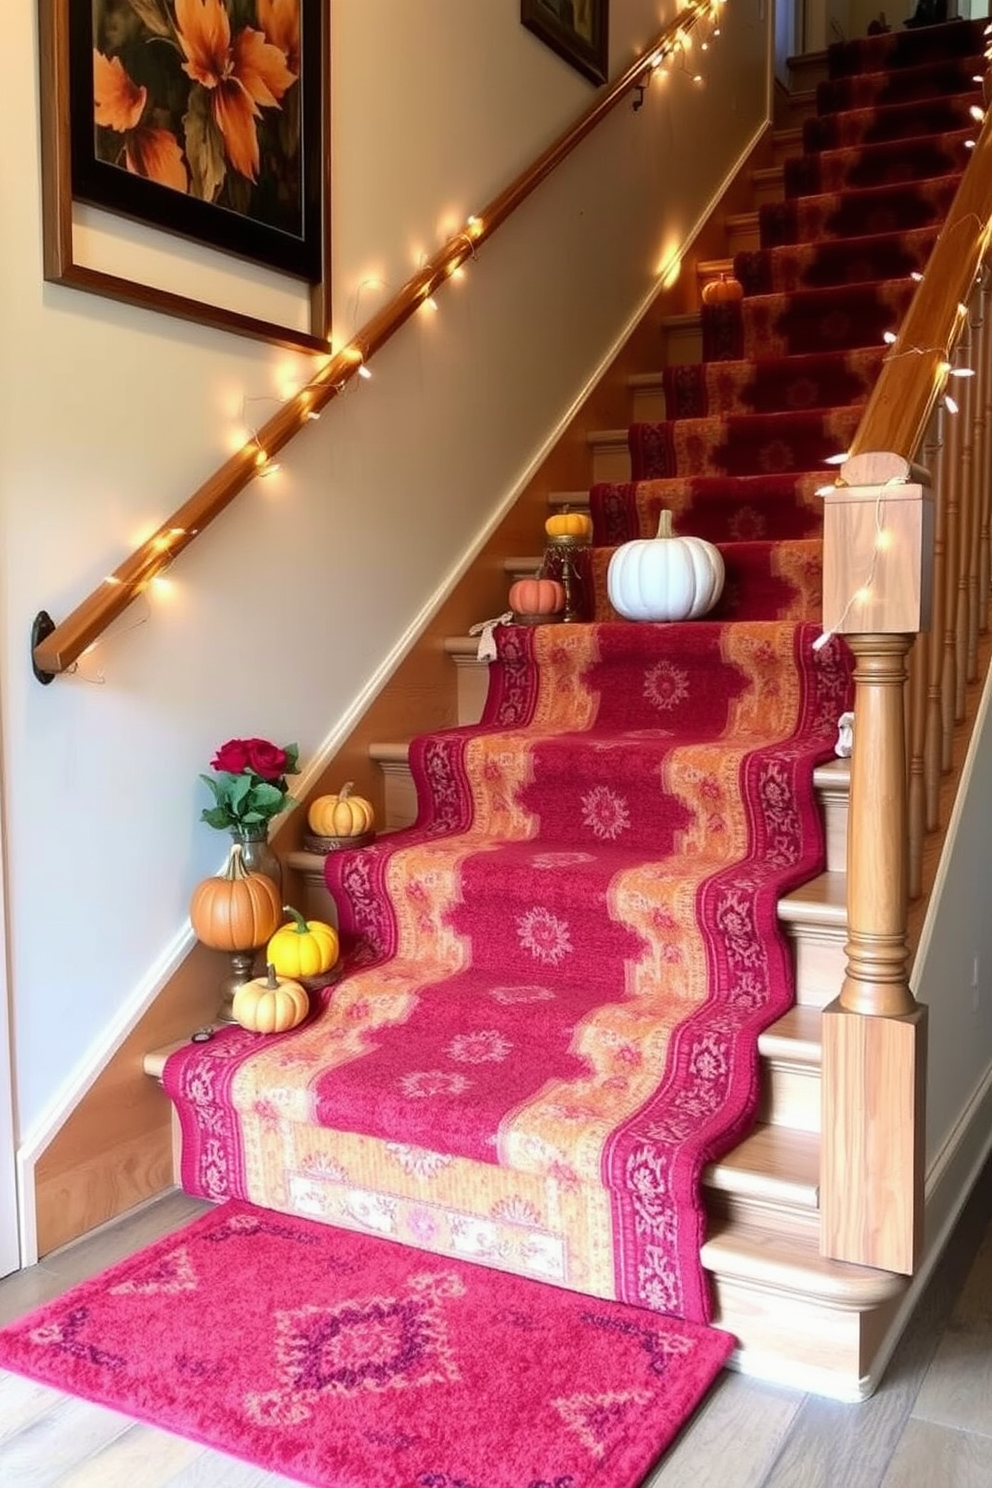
[924,406,947,827]
[979,266,992,637]
[967,282,988,668]
[907,634,928,900]
[941,388,963,768]
[951,323,973,718]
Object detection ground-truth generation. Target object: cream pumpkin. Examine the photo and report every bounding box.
[232,963,309,1034]
[607,509,725,622]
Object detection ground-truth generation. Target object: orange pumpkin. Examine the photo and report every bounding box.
[508,577,565,616]
[189,844,283,951]
[701,273,743,306]
[307,783,375,838]
[545,511,592,540]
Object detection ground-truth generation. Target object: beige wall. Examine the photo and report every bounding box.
[0,2,769,1161]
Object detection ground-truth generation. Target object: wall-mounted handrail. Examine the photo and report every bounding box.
[31,0,724,680]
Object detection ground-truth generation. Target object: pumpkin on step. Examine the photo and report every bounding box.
[307,783,375,838]
[508,576,565,618]
[266,906,339,978]
[189,844,283,951]
[232,963,309,1034]
[545,511,592,540]
[607,509,725,622]
[701,273,743,306]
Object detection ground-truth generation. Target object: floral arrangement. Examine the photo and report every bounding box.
[92,0,301,220]
[200,737,299,833]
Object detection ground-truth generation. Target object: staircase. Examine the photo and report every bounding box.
[152,18,990,1401]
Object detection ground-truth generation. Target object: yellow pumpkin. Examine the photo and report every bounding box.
[266,906,339,978]
[307,783,375,838]
[545,511,592,540]
[232,963,309,1034]
[701,272,744,306]
[189,845,283,952]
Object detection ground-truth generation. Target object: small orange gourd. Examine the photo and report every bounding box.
[189,845,283,951]
[307,783,375,838]
[232,963,309,1034]
[508,577,565,616]
[701,273,743,306]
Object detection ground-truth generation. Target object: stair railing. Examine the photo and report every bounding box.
[30,0,724,682]
[819,105,992,1276]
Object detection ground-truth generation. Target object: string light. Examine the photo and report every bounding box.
[814,488,891,650]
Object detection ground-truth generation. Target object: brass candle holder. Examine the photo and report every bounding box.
[540,534,591,623]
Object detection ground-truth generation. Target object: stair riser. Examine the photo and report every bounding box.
[783,924,848,1009]
[631,384,666,422]
[751,167,786,208]
[726,217,761,256]
[662,317,703,365]
[589,432,629,483]
[707,1275,877,1399]
[706,1191,820,1239]
[771,129,803,166]
[757,1062,821,1133]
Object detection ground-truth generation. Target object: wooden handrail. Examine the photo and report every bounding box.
[849,113,992,464]
[32,1,722,680]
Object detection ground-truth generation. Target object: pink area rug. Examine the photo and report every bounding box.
[0,1200,735,1488]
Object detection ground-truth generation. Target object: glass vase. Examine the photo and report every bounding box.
[230,825,282,894]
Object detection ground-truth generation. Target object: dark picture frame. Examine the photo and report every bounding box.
[38,1,331,351]
[521,0,609,85]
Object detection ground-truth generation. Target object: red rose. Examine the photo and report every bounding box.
[211,739,252,774]
[243,738,290,780]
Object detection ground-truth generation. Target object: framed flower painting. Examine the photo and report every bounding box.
[38,1,330,349]
[520,0,609,85]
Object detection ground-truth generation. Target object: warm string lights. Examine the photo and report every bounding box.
[813,480,906,652]
[633,1,723,106]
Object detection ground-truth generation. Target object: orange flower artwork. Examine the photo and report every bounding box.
[88,0,308,239]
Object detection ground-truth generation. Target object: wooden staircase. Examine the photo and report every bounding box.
[149,49,916,1400]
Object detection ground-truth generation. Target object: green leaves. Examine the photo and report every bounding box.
[199,770,297,831]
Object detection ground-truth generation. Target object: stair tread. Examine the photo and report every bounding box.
[627,370,665,390]
[586,428,628,445]
[778,870,847,926]
[704,1124,819,1206]
[702,1219,907,1305]
[725,210,760,231]
[548,490,592,509]
[759,1004,822,1064]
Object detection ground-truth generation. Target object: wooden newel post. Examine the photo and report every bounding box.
[820,454,931,1275]
[838,635,916,1018]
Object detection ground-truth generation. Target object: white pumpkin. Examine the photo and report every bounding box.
[607,510,725,621]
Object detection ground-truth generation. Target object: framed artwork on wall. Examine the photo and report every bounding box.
[520,0,609,85]
[38,1,331,350]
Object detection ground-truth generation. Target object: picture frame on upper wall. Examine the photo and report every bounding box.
[520,0,609,85]
[38,0,331,352]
